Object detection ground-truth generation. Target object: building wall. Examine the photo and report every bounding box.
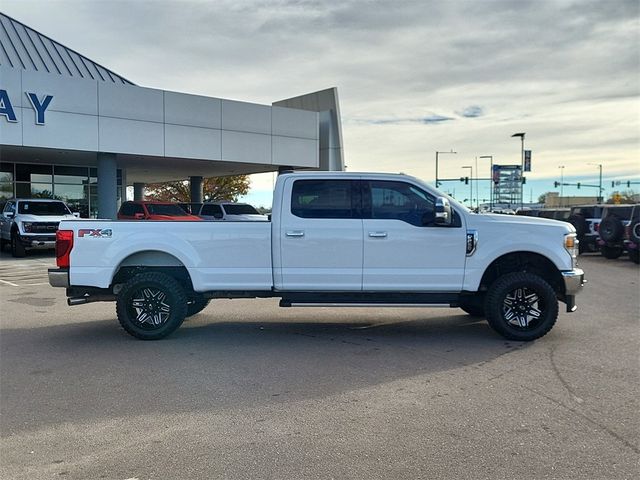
[1,66,319,169]
[544,192,598,207]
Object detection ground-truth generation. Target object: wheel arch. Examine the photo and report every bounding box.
[478,251,565,296]
[111,250,195,293]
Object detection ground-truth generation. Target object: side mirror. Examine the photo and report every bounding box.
[6,212,14,219]
[434,197,452,226]
[134,213,145,220]
[72,212,80,218]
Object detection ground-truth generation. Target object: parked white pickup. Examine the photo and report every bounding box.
[48,172,584,341]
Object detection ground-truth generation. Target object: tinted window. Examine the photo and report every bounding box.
[201,204,223,216]
[365,181,435,227]
[291,180,355,219]
[18,201,70,215]
[223,204,260,215]
[146,204,189,216]
[120,202,136,216]
[605,206,633,219]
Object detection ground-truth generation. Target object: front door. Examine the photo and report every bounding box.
[361,180,466,291]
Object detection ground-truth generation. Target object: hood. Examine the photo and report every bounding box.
[18,214,76,223]
[470,213,576,232]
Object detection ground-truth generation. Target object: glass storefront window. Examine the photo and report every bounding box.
[16,164,53,182]
[1,163,13,183]
[55,183,89,217]
[0,183,13,200]
[54,166,89,185]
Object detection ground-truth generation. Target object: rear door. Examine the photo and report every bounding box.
[361,180,467,291]
[278,178,363,291]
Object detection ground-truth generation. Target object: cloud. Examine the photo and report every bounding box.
[353,114,455,125]
[458,106,484,118]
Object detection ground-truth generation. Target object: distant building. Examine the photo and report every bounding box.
[544,192,598,207]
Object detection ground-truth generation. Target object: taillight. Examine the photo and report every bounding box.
[56,230,74,268]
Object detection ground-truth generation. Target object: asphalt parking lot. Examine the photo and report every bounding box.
[0,251,638,479]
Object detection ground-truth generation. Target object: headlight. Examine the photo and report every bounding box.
[564,233,579,267]
[22,222,33,233]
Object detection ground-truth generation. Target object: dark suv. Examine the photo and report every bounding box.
[623,208,640,264]
[568,205,604,254]
[598,204,639,259]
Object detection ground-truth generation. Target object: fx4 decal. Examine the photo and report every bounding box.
[78,228,112,238]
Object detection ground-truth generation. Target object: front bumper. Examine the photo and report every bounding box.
[20,234,56,249]
[48,268,70,288]
[561,268,585,312]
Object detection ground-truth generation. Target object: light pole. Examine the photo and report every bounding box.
[462,165,473,209]
[435,150,456,188]
[511,133,525,208]
[558,165,565,207]
[480,155,493,210]
[588,163,603,202]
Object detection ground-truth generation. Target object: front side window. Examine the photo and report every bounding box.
[201,204,223,216]
[365,181,435,227]
[291,180,356,219]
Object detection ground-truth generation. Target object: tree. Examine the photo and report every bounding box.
[605,189,639,204]
[145,175,251,202]
[537,192,551,204]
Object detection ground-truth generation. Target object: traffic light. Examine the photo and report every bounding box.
[522,177,526,184]
[554,181,560,188]
[577,182,580,189]
[463,177,469,184]
[611,181,615,188]
[627,181,632,188]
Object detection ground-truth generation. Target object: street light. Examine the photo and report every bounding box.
[462,165,473,209]
[558,165,565,207]
[480,155,493,210]
[511,133,525,208]
[588,163,603,202]
[435,150,456,188]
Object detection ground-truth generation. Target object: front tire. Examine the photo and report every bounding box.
[10,231,26,258]
[116,272,188,340]
[484,272,558,341]
[601,245,623,259]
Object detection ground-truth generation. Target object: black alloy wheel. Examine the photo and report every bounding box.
[116,272,188,340]
[485,272,558,341]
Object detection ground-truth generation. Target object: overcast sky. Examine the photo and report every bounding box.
[3,0,639,205]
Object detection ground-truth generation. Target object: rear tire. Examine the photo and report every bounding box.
[116,272,188,340]
[484,272,558,341]
[10,231,26,258]
[601,245,623,259]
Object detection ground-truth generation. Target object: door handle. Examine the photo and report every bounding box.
[286,230,305,237]
[368,231,387,238]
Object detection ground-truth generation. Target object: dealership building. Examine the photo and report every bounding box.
[0,12,344,218]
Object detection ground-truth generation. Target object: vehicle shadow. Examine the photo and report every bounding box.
[0,312,530,436]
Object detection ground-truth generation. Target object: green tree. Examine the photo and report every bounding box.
[537,192,551,204]
[145,175,251,202]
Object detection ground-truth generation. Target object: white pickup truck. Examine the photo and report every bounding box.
[48,172,584,341]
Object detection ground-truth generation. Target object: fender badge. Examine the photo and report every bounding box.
[78,228,112,238]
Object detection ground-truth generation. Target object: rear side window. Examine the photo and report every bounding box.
[291,180,356,219]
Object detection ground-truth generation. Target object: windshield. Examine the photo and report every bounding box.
[18,201,70,215]
[146,204,189,216]
[223,204,261,215]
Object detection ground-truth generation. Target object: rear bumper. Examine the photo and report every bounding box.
[561,268,585,312]
[48,268,69,288]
